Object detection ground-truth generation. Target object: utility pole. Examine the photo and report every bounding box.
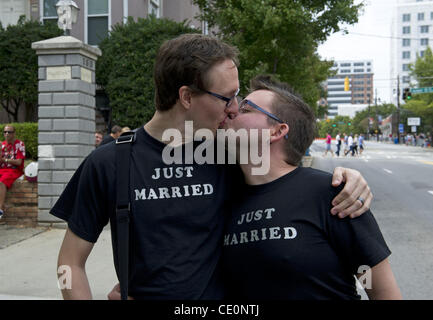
[397,75,401,144]
[375,88,379,142]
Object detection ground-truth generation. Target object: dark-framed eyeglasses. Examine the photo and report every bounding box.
[3,131,14,134]
[239,99,289,139]
[204,87,240,108]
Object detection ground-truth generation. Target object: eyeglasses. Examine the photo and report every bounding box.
[239,99,289,139]
[204,88,240,108]
[3,131,14,134]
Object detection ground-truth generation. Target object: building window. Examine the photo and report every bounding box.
[403,13,411,22]
[340,69,351,73]
[418,12,425,21]
[402,64,410,71]
[41,0,58,25]
[340,63,351,67]
[420,25,429,33]
[402,76,410,83]
[354,69,364,73]
[403,26,411,34]
[87,0,110,46]
[403,51,411,59]
[403,39,411,47]
[149,0,161,18]
[354,62,364,66]
[420,50,425,57]
[421,38,429,46]
[431,12,433,20]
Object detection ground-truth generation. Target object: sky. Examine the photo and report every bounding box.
[317,0,397,104]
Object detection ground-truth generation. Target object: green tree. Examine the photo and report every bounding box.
[96,16,197,128]
[0,16,63,122]
[406,47,433,137]
[352,103,397,135]
[317,115,352,138]
[192,0,363,115]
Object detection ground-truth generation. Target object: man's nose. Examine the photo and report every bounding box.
[225,99,239,119]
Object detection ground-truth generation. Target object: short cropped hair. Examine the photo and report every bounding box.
[111,125,122,134]
[249,75,316,166]
[153,33,239,111]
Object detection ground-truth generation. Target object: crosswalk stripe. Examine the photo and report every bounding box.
[384,169,393,174]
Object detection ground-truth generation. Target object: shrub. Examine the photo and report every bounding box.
[1,123,37,160]
[96,16,198,128]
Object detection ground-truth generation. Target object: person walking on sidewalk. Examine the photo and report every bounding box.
[323,133,334,157]
[335,132,342,157]
[358,134,365,155]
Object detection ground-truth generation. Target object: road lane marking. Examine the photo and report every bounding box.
[383,169,393,174]
[418,160,433,166]
[429,191,433,196]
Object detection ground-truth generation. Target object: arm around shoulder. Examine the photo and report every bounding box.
[57,227,95,300]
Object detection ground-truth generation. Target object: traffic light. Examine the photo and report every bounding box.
[344,77,350,91]
[348,122,351,126]
[403,88,411,100]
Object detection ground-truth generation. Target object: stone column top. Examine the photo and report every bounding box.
[32,36,101,60]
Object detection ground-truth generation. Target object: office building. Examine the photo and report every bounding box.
[390,0,433,104]
[324,60,374,119]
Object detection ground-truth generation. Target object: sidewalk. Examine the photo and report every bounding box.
[0,225,117,300]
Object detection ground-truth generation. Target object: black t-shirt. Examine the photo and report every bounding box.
[51,127,241,299]
[222,167,391,300]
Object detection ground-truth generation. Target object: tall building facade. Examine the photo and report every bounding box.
[0,0,203,46]
[390,0,433,104]
[325,60,374,119]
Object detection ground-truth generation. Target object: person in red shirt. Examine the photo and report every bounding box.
[0,125,25,219]
[323,132,335,157]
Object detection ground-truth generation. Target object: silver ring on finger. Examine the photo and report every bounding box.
[357,196,365,206]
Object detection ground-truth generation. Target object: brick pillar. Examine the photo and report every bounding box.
[31,36,101,224]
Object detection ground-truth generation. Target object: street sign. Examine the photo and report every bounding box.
[399,123,404,133]
[408,117,421,126]
[411,126,417,133]
[411,87,433,94]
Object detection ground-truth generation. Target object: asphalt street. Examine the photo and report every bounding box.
[311,140,433,299]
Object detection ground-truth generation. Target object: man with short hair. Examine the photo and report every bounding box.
[0,125,25,219]
[221,75,400,300]
[51,34,373,300]
[99,125,122,146]
[94,130,104,148]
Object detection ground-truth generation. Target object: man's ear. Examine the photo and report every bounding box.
[178,86,193,110]
[270,123,289,144]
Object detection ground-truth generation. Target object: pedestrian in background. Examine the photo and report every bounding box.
[0,125,25,220]
[353,134,359,156]
[343,133,349,155]
[121,127,131,134]
[94,130,104,148]
[99,125,122,146]
[323,132,334,157]
[335,132,341,157]
[358,134,365,155]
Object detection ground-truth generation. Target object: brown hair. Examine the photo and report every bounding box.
[250,75,316,166]
[153,33,239,111]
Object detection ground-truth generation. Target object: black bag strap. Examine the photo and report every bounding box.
[115,130,137,300]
